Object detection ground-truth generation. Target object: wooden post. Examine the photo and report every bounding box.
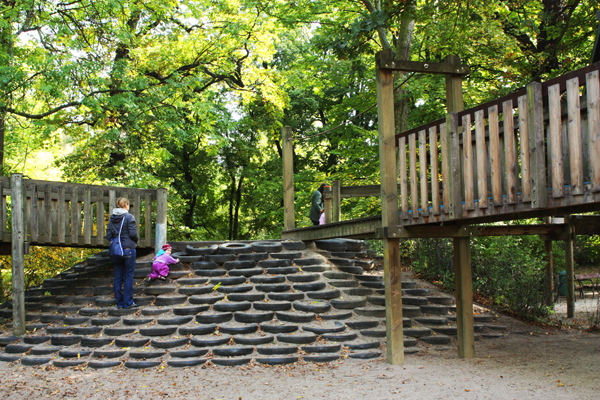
[155,188,167,253]
[445,55,465,113]
[543,217,554,305]
[376,64,403,365]
[454,236,474,358]
[282,126,295,231]
[11,174,25,336]
[564,215,575,318]
[332,181,341,222]
[446,112,462,219]
[527,82,547,208]
[323,185,332,224]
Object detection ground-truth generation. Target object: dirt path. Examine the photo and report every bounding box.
[0,325,597,400]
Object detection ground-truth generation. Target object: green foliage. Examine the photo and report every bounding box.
[0,247,97,301]
[412,234,554,321]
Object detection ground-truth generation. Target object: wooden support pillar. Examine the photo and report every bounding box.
[323,185,332,224]
[332,181,341,222]
[543,217,554,305]
[564,215,575,318]
[376,64,403,364]
[155,188,168,253]
[11,174,25,336]
[282,126,295,231]
[454,236,474,358]
[445,55,465,113]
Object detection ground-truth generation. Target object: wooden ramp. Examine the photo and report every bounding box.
[281,58,600,365]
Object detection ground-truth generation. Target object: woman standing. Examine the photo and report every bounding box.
[105,197,139,309]
[309,183,327,226]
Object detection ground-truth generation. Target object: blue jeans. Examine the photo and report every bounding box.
[111,248,136,308]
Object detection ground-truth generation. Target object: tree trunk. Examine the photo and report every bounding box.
[0,2,15,174]
[393,1,416,134]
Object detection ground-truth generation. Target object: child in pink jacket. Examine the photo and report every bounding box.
[147,244,179,281]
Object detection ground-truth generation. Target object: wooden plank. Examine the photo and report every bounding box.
[57,186,65,243]
[503,100,517,204]
[282,126,295,230]
[548,83,564,198]
[518,95,532,201]
[96,189,105,246]
[332,181,341,222]
[527,81,547,208]
[0,181,4,238]
[488,105,502,206]
[30,184,38,242]
[376,66,403,365]
[11,174,25,336]
[71,187,79,244]
[444,55,465,113]
[83,188,92,245]
[409,133,419,218]
[44,185,52,243]
[565,215,575,318]
[377,50,469,75]
[429,126,440,215]
[454,236,475,359]
[144,192,152,247]
[475,110,488,208]
[419,130,429,216]
[440,123,450,213]
[446,113,462,219]
[133,192,141,237]
[586,70,600,192]
[155,188,168,253]
[566,77,583,195]
[398,137,409,219]
[462,114,474,210]
[383,237,404,365]
[324,186,332,224]
[340,185,380,198]
[109,190,116,212]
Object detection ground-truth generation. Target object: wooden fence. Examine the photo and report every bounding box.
[0,175,166,249]
[395,62,600,225]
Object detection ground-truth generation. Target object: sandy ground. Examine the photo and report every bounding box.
[0,310,598,399]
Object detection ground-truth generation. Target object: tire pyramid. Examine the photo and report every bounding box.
[0,239,507,368]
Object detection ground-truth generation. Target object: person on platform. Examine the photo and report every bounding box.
[309,183,327,226]
[148,244,179,281]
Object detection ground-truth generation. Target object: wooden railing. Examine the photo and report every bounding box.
[395,62,600,225]
[0,175,166,248]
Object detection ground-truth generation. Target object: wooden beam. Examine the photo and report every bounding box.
[454,236,475,359]
[340,185,381,198]
[376,64,403,364]
[11,174,25,336]
[155,188,167,253]
[376,49,469,75]
[324,185,332,224]
[282,126,295,231]
[527,81,547,208]
[564,215,575,318]
[445,55,465,112]
[332,181,341,222]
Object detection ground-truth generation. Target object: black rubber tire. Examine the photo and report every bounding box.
[80,337,113,348]
[302,343,341,353]
[169,349,209,358]
[188,294,224,305]
[251,241,283,253]
[253,301,291,312]
[139,326,178,336]
[259,323,298,334]
[306,289,341,300]
[23,336,51,345]
[314,239,346,252]
[276,311,316,323]
[321,332,358,341]
[213,301,252,313]
[58,349,92,358]
[238,252,269,261]
[92,349,127,358]
[255,345,298,355]
[205,254,236,264]
[176,277,209,286]
[293,300,331,314]
[123,317,154,326]
[212,346,253,357]
[114,338,149,348]
[154,295,188,307]
[227,268,264,277]
[250,275,286,284]
[50,335,82,346]
[232,334,274,346]
[255,284,291,293]
[129,350,166,359]
[345,320,380,330]
[195,312,233,324]
[210,276,247,286]
[265,266,300,275]
[173,305,210,315]
[72,327,104,336]
[268,292,305,301]
[178,324,217,336]
[194,269,227,278]
[178,286,213,296]
[167,358,207,367]
[287,273,321,282]
[103,327,136,336]
[330,297,367,310]
[216,284,253,294]
[301,322,345,335]
[270,252,302,260]
[191,261,220,270]
[218,243,252,255]
[191,335,231,347]
[157,316,194,326]
[125,360,162,369]
[177,255,203,263]
[21,356,52,366]
[281,241,306,250]
[276,333,317,344]
[211,357,251,366]
[258,259,292,268]
[88,360,122,369]
[223,260,256,270]
[226,293,265,302]
[293,282,327,292]
[256,356,299,365]
[234,311,275,324]
[90,317,121,326]
[185,244,218,256]
[30,346,61,356]
[53,360,88,368]
[219,323,258,335]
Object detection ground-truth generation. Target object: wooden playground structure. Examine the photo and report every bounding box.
[282,50,600,365]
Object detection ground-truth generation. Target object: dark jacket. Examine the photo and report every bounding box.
[105,208,138,249]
